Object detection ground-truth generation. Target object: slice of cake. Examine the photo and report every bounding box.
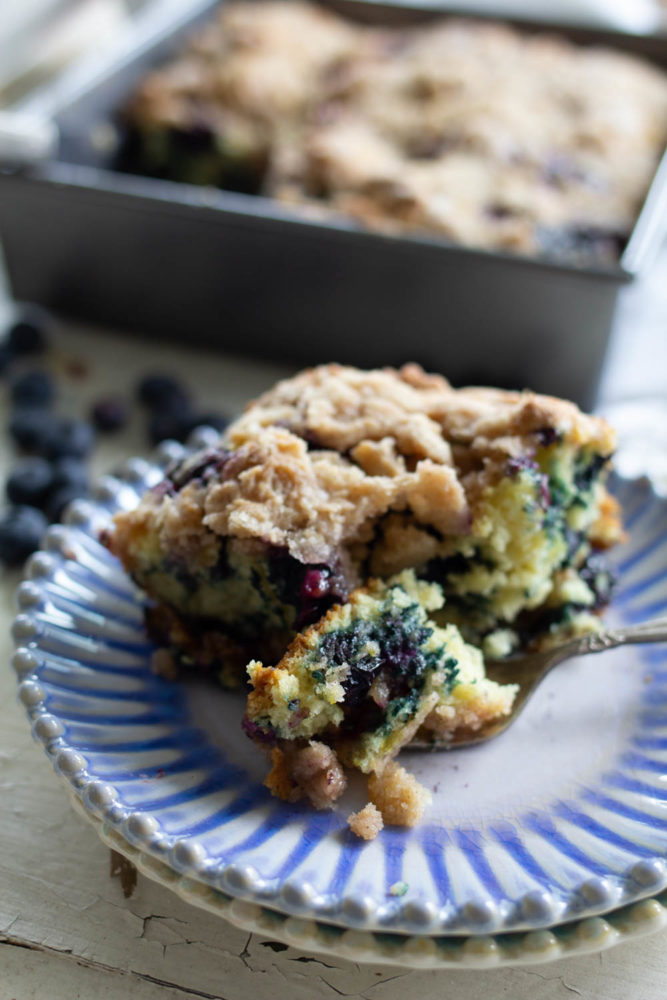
[244,571,517,808]
[106,364,623,690]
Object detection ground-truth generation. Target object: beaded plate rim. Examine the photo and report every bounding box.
[71,790,667,969]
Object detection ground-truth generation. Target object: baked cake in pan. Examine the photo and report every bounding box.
[121,1,667,262]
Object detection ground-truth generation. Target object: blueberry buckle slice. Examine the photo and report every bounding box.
[244,571,517,782]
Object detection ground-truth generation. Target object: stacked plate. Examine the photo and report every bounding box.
[11,436,667,968]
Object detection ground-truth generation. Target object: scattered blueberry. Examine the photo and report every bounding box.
[0,342,12,375]
[43,417,95,459]
[0,505,49,565]
[6,306,50,355]
[10,370,55,408]
[148,407,193,445]
[8,408,53,453]
[138,374,190,410]
[6,457,54,508]
[185,411,230,435]
[2,352,231,538]
[47,485,87,523]
[91,396,129,433]
[51,456,88,493]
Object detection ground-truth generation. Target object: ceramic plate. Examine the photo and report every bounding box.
[73,797,667,969]
[11,436,667,944]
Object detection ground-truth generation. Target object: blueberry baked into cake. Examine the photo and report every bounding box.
[121,1,667,262]
[245,570,518,831]
[245,571,517,770]
[106,364,623,832]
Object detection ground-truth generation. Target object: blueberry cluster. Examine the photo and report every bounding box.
[0,308,231,567]
[318,607,436,709]
[314,602,460,739]
[0,306,49,371]
[1,311,94,565]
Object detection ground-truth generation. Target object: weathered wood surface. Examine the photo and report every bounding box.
[1,322,666,1000]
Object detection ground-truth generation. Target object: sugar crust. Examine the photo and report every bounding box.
[112,363,617,570]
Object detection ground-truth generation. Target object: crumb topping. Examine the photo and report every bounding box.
[368,761,432,828]
[202,425,420,564]
[118,364,614,567]
[230,364,456,461]
[231,364,615,464]
[348,802,384,840]
[126,1,359,131]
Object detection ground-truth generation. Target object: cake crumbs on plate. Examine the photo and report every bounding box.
[347,763,432,840]
[347,802,384,840]
[264,740,347,809]
[368,762,432,829]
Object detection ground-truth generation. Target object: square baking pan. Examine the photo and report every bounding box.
[1,0,666,407]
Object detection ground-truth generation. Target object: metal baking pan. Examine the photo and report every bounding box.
[1,0,666,407]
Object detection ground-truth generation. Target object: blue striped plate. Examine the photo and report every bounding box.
[11,442,667,938]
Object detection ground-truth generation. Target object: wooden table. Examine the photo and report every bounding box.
[1,305,666,999]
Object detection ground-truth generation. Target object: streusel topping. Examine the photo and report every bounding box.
[126,1,360,131]
[113,364,616,567]
[231,363,614,454]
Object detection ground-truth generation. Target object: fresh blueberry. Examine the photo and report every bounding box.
[6,457,55,508]
[147,407,193,445]
[44,417,95,459]
[164,411,227,445]
[8,408,53,452]
[91,396,129,432]
[47,485,88,523]
[6,306,50,355]
[184,411,230,436]
[0,342,12,375]
[51,456,88,493]
[0,505,48,565]
[10,370,55,407]
[138,374,190,410]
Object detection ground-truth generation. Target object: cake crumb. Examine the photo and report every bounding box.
[368,762,432,827]
[288,740,347,808]
[348,802,384,840]
[265,741,347,809]
[264,747,302,803]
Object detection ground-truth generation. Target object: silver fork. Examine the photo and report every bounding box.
[410,617,667,750]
